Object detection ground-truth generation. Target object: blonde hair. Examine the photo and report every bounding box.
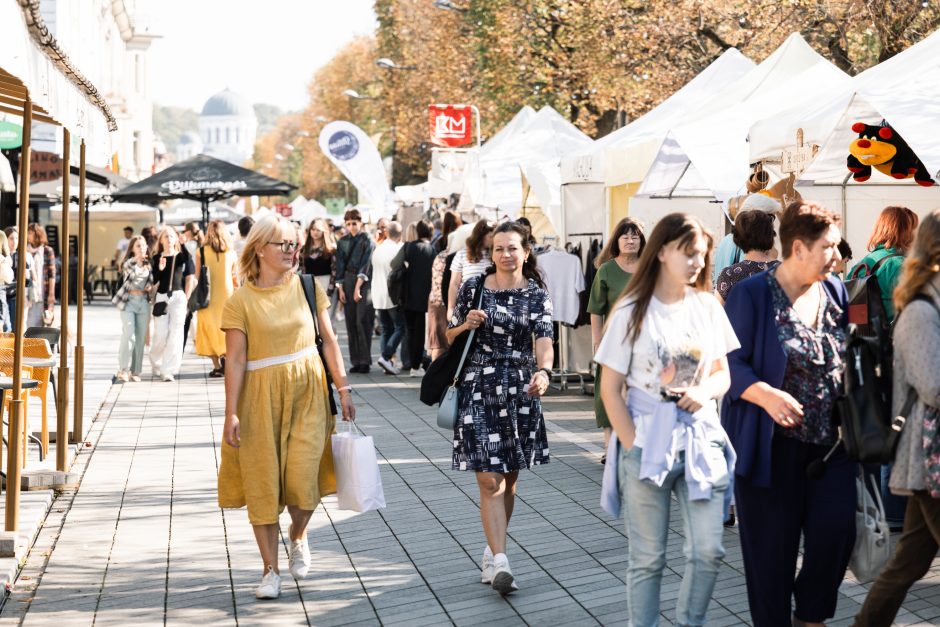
[0,231,10,257]
[206,220,233,254]
[239,215,291,284]
[154,226,181,256]
[895,209,940,313]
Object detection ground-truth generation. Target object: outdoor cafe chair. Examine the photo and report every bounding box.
[0,347,36,469]
[22,339,54,456]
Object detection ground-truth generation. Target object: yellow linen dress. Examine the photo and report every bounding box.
[218,274,336,525]
[195,247,236,357]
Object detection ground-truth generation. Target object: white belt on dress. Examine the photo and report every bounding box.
[245,345,318,371]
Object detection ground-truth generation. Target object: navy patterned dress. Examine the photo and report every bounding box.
[768,268,846,446]
[450,276,554,472]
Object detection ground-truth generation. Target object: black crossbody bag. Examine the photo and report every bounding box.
[300,274,338,416]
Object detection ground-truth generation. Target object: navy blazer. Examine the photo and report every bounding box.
[721,270,848,488]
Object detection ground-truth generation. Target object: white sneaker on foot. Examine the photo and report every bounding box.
[409,368,423,378]
[288,536,311,579]
[162,374,175,382]
[255,565,281,599]
[480,546,494,584]
[491,553,518,595]
[377,357,400,375]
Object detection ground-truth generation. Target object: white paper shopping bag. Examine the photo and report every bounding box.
[331,422,386,512]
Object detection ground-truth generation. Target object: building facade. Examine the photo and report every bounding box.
[33,0,157,180]
[198,88,257,165]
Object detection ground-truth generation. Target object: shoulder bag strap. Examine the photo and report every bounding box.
[452,276,487,385]
[870,252,903,275]
[299,274,324,350]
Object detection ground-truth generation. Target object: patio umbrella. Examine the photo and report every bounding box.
[111,154,295,228]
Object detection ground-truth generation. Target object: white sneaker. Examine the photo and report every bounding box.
[162,374,175,382]
[288,536,311,579]
[409,368,423,378]
[491,553,518,595]
[255,565,281,599]
[377,357,400,375]
[116,370,129,383]
[480,546,494,584]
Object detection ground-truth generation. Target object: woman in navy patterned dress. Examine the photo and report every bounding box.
[446,221,554,596]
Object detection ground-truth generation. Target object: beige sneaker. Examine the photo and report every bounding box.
[255,565,281,599]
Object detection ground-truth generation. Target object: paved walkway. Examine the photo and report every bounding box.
[0,306,938,625]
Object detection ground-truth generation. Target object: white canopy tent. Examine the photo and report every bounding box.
[559,47,756,188]
[638,33,850,203]
[460,106,591,228]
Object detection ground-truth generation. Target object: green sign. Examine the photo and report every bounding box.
[0,121,22,149]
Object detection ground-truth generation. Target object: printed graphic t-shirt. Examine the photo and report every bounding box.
[594,288,740,449]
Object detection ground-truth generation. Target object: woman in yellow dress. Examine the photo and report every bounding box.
[195,220,238,377]
[219,215,355,600]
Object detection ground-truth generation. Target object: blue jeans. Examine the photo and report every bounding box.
[619,445,729,627]
[377,307,404,361]
[119,295,150,375]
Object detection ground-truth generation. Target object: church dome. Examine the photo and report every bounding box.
[201,89,256,118]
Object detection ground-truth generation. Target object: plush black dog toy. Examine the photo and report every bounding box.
[847,120,934,186]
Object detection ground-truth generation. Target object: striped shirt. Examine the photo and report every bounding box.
[450,248,491,286]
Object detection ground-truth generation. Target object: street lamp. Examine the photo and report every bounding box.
[433,0,467,12]
[376,58,417,71]
[343,88,375,100]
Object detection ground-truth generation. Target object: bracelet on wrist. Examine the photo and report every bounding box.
[336,385,352,394]
[537,367,552,380]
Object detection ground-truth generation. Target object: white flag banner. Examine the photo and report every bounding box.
[318,121,393,215]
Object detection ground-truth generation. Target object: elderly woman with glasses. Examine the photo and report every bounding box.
[220,215,355,600]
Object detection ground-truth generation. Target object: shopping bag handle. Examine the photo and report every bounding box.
[342,420,362,436]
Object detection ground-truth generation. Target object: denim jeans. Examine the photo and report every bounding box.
[377,307,404,361]
[119,294,150,375]
[619,445,729,627]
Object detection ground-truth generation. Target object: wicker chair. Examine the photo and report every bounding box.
[0,347,34,469]
[22,339,53,456]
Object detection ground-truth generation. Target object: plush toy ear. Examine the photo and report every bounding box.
[852,122,866,133]
[878,127,893,139]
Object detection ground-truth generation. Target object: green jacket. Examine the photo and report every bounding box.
[849,244,904,321]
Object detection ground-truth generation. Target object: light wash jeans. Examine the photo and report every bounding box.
[619,444,729,627]
[118,294,150,375]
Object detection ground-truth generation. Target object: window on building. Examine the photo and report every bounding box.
[225,127,231,144]
[215,128,220,144]
[236,128,240,144]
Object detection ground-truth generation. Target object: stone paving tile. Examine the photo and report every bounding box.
[0,306,938,625]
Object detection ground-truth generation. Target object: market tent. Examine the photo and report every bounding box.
[461,106,591,226]
[560,47,756,188]
[111,154,295,228]
[458,106,537,207]
[289,198,331,224]
[749,27,940,167]
[638,33,849,203]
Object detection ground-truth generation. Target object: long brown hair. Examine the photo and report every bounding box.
[438,210,462,252]
[184,222,205,247]
[301,218,336,258]
[121,235,147,265]
[466,219,495,263]
[868,205,919,253]
[205,220,233,254]
[596,217,646,268]
[895,209,940,313]
[485,221,545,288]
[616,213,713,342]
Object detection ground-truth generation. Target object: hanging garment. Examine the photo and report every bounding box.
[537,249,585,325]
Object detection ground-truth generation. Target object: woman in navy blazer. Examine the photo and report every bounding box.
[722,201,854,627]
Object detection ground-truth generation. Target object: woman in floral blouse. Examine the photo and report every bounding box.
[722,201,851,627]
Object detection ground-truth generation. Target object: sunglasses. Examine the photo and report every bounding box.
[267,241,299,253]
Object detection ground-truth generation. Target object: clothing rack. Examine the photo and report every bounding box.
[551,231,603,393]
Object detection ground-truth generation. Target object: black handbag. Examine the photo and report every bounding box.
[300,274,338,416]
[420,277,485,406]
[387,242,408,308]
[188,246,211,312]
[152,253,176,317]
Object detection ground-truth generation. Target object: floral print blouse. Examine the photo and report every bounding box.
[769,267,846,446]
[429,250,448,307]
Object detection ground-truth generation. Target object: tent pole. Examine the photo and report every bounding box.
[201,196,208,231]
[73,140,86,445]
[56,128,70,470]
[6,95,32,532]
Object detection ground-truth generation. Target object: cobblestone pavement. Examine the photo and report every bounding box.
[0,304,938,625]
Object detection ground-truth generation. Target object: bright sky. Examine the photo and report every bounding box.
[146,0,377,112]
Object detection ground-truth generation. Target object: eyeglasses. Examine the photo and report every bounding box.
[267,241,299,253]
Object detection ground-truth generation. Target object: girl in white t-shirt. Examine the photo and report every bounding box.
[594,212,739,627]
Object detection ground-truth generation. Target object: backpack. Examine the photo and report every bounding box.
[844,253,901,337]
[837,293,937,464]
